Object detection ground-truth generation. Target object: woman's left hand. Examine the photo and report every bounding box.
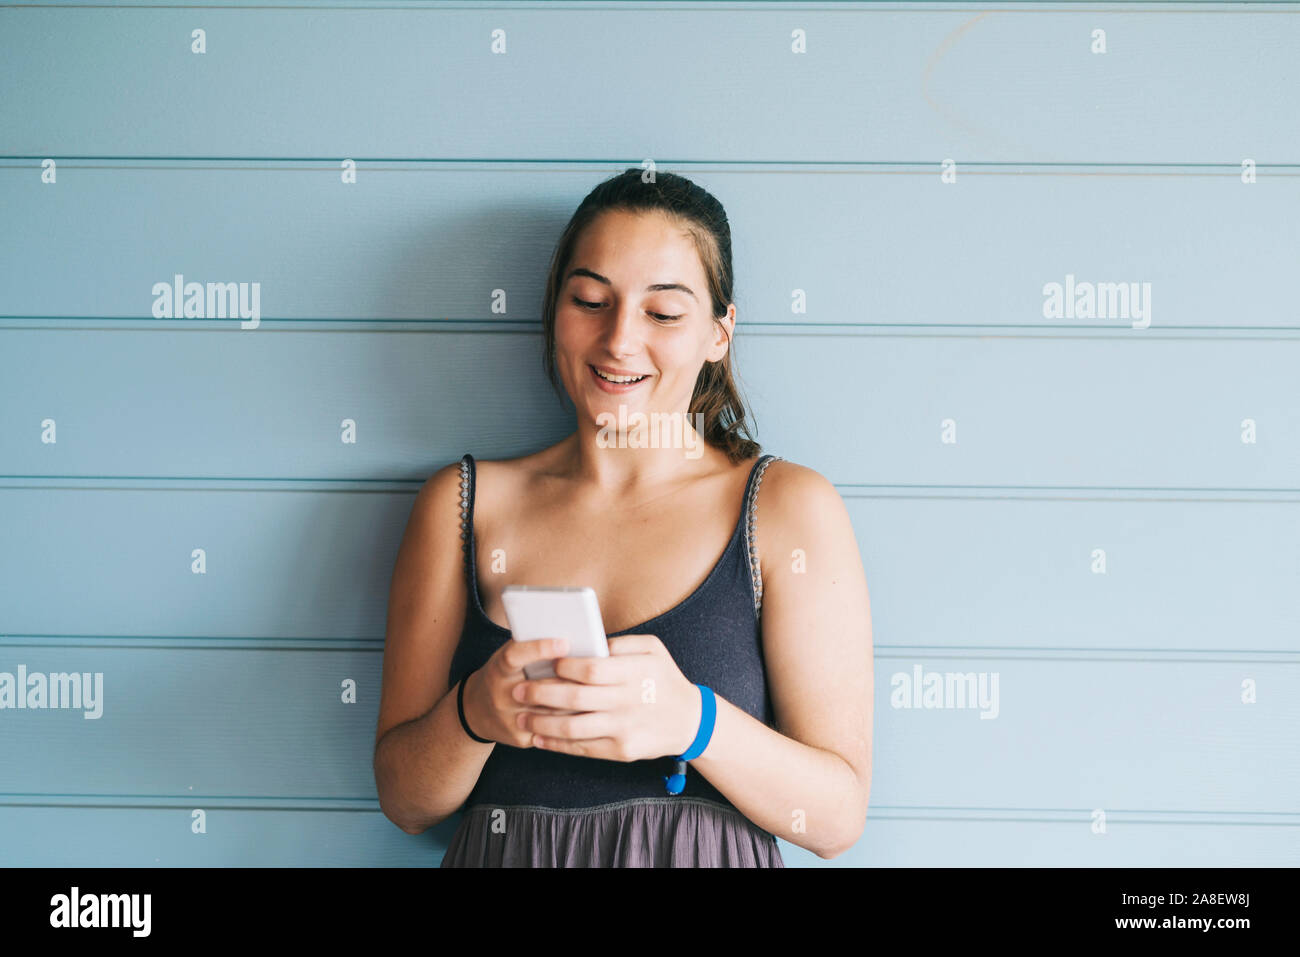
[512,634,701,762]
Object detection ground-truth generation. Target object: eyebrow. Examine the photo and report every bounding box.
[565,267,698,302]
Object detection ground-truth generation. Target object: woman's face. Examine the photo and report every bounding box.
[554,208,733,429]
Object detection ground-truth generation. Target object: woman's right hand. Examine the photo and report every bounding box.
[462,638,570,747]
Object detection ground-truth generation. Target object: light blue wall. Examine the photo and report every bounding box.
[2,0,1297,867]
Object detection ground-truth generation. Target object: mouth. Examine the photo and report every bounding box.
[589,364,652,390]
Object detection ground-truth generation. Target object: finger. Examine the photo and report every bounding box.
[519,701,571,714]
[523,710,614,741]
[552,653,633,686]
[605,634,661,655]
[532,734,619,759]
[515,677,623,712]
[500,637,568,672]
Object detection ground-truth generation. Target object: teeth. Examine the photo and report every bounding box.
[594,368,647,384]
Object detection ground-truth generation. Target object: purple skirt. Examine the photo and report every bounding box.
[440,796,786,868]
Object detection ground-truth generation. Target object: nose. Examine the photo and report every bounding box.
[601,302,643,359]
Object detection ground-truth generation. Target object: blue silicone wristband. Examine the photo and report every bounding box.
[678,684,716,761]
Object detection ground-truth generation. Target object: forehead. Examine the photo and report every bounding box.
[570,209,705,283]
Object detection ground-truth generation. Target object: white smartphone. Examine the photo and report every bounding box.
[501,585,610,682]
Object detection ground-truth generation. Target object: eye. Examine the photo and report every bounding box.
[572,296,682,323]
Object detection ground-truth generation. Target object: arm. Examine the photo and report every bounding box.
[687,462,873,859]
[373,461,495,834]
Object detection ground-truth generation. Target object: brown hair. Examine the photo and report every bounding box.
[540,167,761,463]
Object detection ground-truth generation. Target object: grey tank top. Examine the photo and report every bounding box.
[441,452,787,867]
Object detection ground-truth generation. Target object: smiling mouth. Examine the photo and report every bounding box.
[590,365,650,384]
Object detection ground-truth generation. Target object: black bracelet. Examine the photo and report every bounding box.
[457,672,493,744]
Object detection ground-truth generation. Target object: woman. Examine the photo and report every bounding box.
[373,168,873,866]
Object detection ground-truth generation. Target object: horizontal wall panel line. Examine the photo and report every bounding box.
[875,652,1300,662]
[6,479,1300,499]
[874,806,1300,819]
[0,800,380,811]
[837,486,1300,496]
[0,793,377,807]
[6,158,1300,171]
[10,2,1300,10]
[3,637,1295,660]
[835,491,1300,502]
[0,795,1295,826]
[6,321,1300,338]
[890,645,1297,656]
[863,816,1300,826]
[0,480,423,491]
[13,2,1300,11]
[0,637,386,650]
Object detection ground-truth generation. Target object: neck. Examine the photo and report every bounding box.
[562,413,714,493]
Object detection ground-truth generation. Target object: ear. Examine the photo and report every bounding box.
[705,305,736,363]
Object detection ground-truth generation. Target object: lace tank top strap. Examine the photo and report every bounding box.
[742,454,782,618]
[458,454,476,583]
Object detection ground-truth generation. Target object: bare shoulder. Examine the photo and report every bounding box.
[758,457,837,494]
[751,457,859,585]
[414,457,471,530]
[755,458,848,533]
[455,445,561,521]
